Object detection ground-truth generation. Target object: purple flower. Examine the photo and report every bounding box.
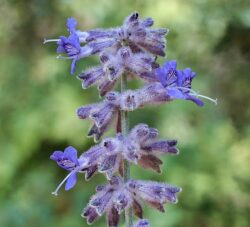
[78,145,106,180]
[82,176,128,226]
[50,146,82,194]
[50,146,79,170]
[81,206,99,225]
[78,66,105,89]
[125,124,179,172]
[119,12,168,56]
[77,101,119,141]
[127,180,182,211]
[57,34,92,74]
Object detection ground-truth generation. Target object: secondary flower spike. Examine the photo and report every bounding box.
[77,65,216,140]
[82,176,181,226]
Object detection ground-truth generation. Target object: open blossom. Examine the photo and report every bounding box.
[56,34,92,74]
[50,144,106,195]
[50,146,83,195]
[155,60,204,106]
[44,12,167,75]
[82,176,181,226]
[155,60,217,106]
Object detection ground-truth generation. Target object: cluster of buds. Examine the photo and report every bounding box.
[82,176,180,226]
[79,47,158,96]
[46,12,215,227]
[50,124,179,195]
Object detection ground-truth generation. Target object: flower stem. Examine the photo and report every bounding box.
[121,73,133,227]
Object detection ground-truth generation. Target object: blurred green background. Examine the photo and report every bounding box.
[0,0,250,226]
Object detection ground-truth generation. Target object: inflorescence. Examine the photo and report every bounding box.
[45,12,216,227]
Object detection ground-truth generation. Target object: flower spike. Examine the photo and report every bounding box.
[46,11,211,227]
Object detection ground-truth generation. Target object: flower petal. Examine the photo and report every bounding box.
[50,150,63,161]
[67,17,77,33]
[65,172,77,191]
[64,146,78,164]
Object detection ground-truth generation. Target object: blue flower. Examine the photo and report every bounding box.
[53,18,92,74]
[175,68,204,106]
[50,146,82,194]
[57,34,92,74]
[155,60,210,106]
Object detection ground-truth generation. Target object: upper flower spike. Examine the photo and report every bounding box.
[44,12,168,75]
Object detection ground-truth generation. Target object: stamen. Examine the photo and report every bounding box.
[192,94,218,105]
[43,38,60,44]
[52,170,77,196]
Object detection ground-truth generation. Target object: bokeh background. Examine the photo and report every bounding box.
[0,0,250,226]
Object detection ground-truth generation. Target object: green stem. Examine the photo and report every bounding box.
[121,74,133,227]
